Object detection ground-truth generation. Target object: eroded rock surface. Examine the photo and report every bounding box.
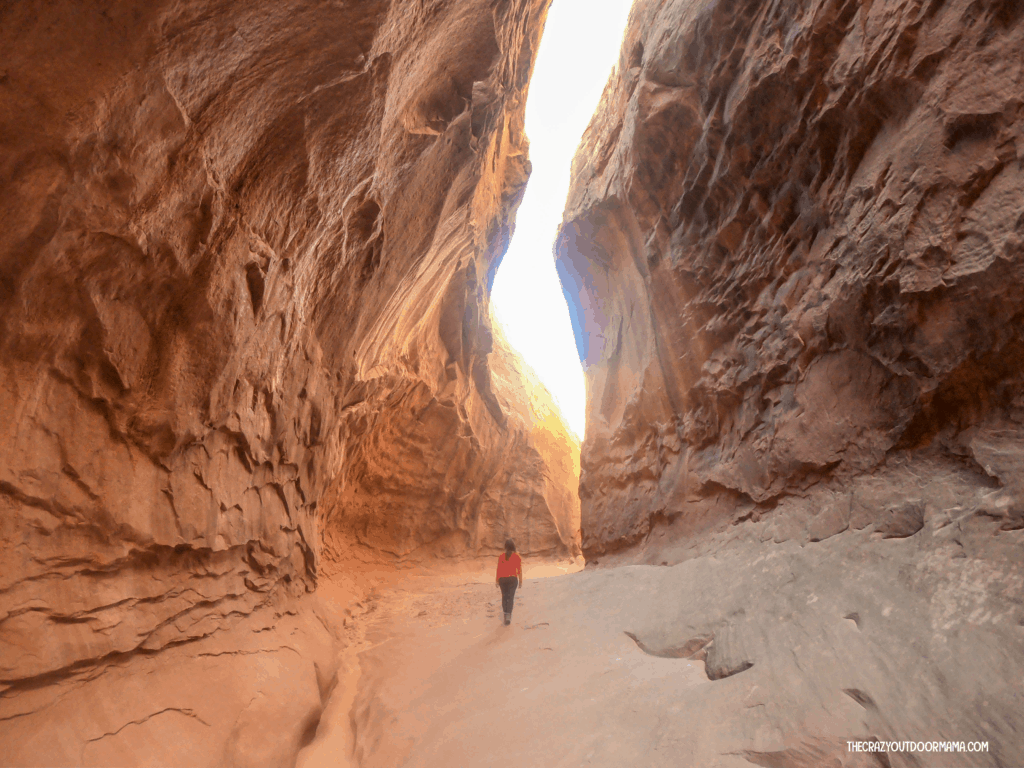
[558,0,1024,554]
[552,0,1024,762]
[0,0,572,764]
[320,319,580,563]
[346,507,1024,767]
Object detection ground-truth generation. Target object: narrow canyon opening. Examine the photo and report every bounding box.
[491,0,635,442]
[3,1,1024,767]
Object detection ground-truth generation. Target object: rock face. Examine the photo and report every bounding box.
[488,319,582,556]
[550,1,1024,759]
[558,0,1024,555]
[0,0,574,764]
[320,318,581,563]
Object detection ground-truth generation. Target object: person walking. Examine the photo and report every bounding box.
[495,538,523,625]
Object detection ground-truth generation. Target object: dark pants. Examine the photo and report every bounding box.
[498,576,518,615]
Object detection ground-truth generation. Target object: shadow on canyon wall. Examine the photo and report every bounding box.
[2,0,1023,766]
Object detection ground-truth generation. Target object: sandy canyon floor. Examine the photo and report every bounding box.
[300,561,716,768]
[298,521,1023,768]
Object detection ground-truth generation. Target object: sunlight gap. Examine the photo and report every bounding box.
[491,0,635,441]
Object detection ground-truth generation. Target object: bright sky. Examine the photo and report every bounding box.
[491,0,634,441]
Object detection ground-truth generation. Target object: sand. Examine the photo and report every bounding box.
[298,525,1023,768]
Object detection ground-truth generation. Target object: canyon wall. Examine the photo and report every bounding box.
[0,0,574,764]
[555,1,1024,760]
[320,316,581,564]
[559,0,1024,556]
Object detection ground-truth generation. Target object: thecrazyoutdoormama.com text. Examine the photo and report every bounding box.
[847,741,989,754]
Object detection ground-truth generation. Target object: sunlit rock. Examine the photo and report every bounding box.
[0,0,570,763]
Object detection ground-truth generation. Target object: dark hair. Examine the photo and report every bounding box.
[504,538,516,555]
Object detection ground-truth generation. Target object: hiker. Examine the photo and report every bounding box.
[495,538,523,625]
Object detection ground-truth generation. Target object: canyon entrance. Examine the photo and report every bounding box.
[2,1,1023,766]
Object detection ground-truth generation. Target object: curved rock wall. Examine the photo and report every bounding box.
[556,3,1024,757]
[0,0,573,764]
[559,0,1024,555]
[320,315,581,562]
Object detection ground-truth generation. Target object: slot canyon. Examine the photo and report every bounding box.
[1,0,1023,766]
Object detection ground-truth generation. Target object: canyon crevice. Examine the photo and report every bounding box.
[0,1,578,764]
[3,0,1024,765]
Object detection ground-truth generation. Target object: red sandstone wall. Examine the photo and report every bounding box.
[559,0,1024,555]
[0,1,576,763]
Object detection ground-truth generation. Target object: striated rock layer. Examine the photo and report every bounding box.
[0,0,573,764]
[557,0,1024,761]
[319,317,580,564]
[559,0,1024,554]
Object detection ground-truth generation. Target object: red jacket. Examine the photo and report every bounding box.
[496,552,522,579]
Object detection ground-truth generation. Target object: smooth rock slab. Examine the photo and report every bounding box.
[348,514,1022,767]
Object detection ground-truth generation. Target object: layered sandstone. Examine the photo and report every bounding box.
[558,0,1024,555]
[319,318,580,564]
[548,0,1024,760]
[0,0,573,764]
